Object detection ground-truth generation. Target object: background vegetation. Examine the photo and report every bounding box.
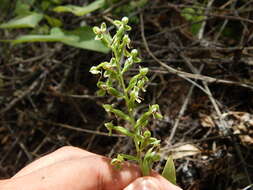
[0,0,253,189]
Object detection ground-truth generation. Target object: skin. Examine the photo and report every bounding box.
[0,146,182,190]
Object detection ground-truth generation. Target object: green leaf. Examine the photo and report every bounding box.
[2,27,109,53]
[135,110,152,129]
[0,13,43,29]
[53,0,105,16]
[44,15,62,27]
[141,148,159,176]
[103,104,131,122]
[64,27,109,53]
[119,154,138,161]
[162,156,177,185]
[41,1,52,11]
[181,7,205,36]
[113,126,134,137]
[105,122,133,137]
[7,27,78,43]
[106,87,123,98]
[15,0,35,15]
[181,7,195,21]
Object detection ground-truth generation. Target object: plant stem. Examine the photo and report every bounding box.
[114,50,147,175]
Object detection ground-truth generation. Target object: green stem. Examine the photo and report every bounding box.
[114,50,147,175]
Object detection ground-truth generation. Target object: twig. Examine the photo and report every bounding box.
[34,117,124,137]
[5,125,33,162]
[0,71,48,114]
[139,14,253,91]
[168,65,204,143]
[197,0,215,40]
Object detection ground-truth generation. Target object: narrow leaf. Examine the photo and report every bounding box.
[44,15,62,27]
[162,156,177,185]
[64,27,109,53]
[53,0,105,16]
[9,27,78,43]
[119,154,138,161]
[0,13,43,29]
[103,104,131,122]
[135,110,152,129]
[1,27,109,53]
[113,126,134,137]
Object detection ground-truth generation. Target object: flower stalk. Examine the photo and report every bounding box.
[90,17,163,176]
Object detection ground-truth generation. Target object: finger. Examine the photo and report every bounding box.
[13,146,97,178]
[151,172,182,190]
[124,175,182,190]
[5,156,141,190]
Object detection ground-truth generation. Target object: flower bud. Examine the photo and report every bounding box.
[131,49,138,57]
[101,22,107,32]
[93,26,100,34]
[122,17,129,24]
[139,67,148,76]
[144,130,151,138]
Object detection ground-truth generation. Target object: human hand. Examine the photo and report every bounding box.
[0,146,181,190]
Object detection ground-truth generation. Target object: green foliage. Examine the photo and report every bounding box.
[0,0,109,53]
[4,27,78,43]
[162,156,177,185]
[181,7,205,35]
[0,13,43,29]
[53,0,105,16]
[1,27,109,53]
[90,17,176,180]
[14,0,36,15]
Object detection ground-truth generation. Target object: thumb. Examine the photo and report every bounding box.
[124,176,182,190]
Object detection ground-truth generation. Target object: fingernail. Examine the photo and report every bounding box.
[124,178,159,190]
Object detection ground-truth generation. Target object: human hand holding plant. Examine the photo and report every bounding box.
[91,16,176,182]
[0,146,181,190]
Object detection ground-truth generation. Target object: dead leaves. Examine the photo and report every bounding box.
[170,144,201,159]
[228,112,253,145]
[199,113,215,128]
[199,111,253,145]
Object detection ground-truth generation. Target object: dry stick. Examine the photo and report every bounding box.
[0,139,18,164]
[139,15,253,91]
[220,0,236,9]
[181,54,252,186]
[198,0,215,40]
[70,98,88,123]
[86,123,103,150]
[213,0,235,41]
[5,125,33,162]
[168,65,204,144]
[0,70,48,114]
[34,117,124,137]
[56,63,73,91]
[167,84,194,143]
[60,93,99,99]
[165,0,215,143]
